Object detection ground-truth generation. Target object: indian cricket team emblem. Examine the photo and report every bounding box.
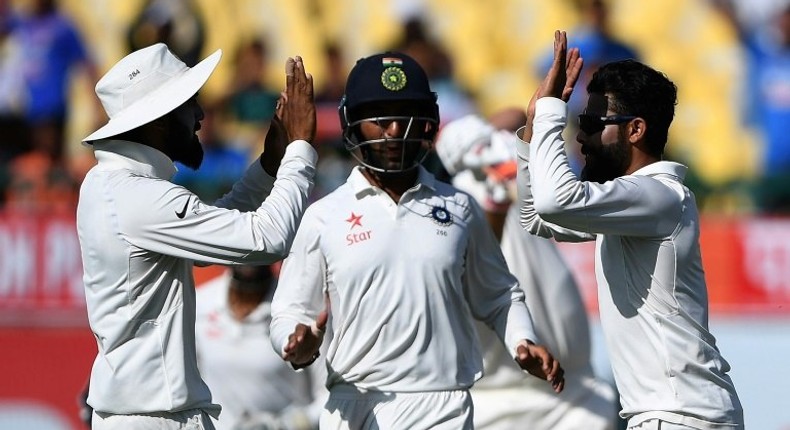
[381,66,407,91]
[430,206,452,226]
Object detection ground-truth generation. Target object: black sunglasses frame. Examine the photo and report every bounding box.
[578,114,637,135]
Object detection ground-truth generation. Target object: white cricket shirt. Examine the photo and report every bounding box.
[516,97,743,429]
[77,139,316,415]
[270,166,538,393]
[473,204,594,390]
[195,273,325,430]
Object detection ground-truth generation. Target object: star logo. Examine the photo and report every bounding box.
[346,212,363,229]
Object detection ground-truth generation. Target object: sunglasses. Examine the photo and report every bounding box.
[578,114,636,135]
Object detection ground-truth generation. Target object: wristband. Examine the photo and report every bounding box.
[290,351,320,370]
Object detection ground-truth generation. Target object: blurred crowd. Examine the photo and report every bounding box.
[1,0,790,214]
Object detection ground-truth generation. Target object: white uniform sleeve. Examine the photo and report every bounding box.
[526,98,683,237]
[463,197,539,358]
[117,141,317,264]
[515,131,594,242]
[269,207,327,355]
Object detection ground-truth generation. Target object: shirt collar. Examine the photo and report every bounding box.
[631,161,687,182]
[347,165,437,198]
[91,139,178,180]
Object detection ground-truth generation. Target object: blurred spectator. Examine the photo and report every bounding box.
[715,0,790,212]
[391,17,478,125]
[538,0,640,175]
[225,38,278,125]
[4,150,78,214]
[391,17,479,182]
[196,264,325,430]
[219,37,281,155]
[313,42,354,200]
[172,102,249,202]
[315,43,347,109]
[14,0,100,163]
[127,0,206,66]
[0,0,27,167]
[314,42,346,147]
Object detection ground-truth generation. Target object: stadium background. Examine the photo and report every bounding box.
[1,0,789,429]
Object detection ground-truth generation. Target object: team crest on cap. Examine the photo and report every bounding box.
[381,66,407,91]
[430,206,453,226]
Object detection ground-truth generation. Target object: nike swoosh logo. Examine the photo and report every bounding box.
[175,198,190,219]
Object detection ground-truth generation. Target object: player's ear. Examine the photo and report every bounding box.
[627,117,646,144]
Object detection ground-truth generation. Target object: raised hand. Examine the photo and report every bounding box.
[260,56,316,175]
[537,30,583,102]
[282,310,328,368]
[523,30,584,143]
[514,340,565,393]
[280,56,316,144]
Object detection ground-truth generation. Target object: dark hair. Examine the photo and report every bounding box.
[587,59,677,157]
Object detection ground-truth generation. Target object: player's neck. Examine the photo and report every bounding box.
[361,167,418,203]
[227,286,265,321]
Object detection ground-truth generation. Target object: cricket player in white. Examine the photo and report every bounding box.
[196,265,326,430]
[77,44,318,429]
[436,111,618,430]
[270,52,564,430]
[517,31,743,429]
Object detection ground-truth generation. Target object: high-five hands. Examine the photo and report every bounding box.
[282,310,328,369]
[522,30,584,143]
[261,56,317,176]
[279,56,316,144]
[514,339,566,393]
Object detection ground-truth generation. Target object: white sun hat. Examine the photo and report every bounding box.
[83,43,222,143]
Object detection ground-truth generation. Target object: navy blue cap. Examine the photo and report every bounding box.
[342,51,435,110]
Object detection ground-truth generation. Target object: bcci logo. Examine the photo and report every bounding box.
[430,206,452,226]
[381,66,407,91]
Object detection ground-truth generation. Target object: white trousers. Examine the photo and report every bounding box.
[630,419,703,430]
[320,385,473,430]
[92,408,216,430]
[471,375,617,430]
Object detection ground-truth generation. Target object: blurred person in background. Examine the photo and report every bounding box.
[436,109,618,430]
[127,0,206,66]
[14,0,101,164]
[313,42,355,200]
[391,17,478,183]
[0,0,27,169]
[391,17,478,126]
[196,264,326,430]
[3,150,78,213]
[219,37,282,155]
[713,0,790,213]
[270,51,563,430]
[77,44,318,429]
[519,31,743,429]
[314,43,347,110]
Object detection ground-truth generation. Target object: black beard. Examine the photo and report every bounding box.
[167,134,204,170]
[581,133,631,183]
